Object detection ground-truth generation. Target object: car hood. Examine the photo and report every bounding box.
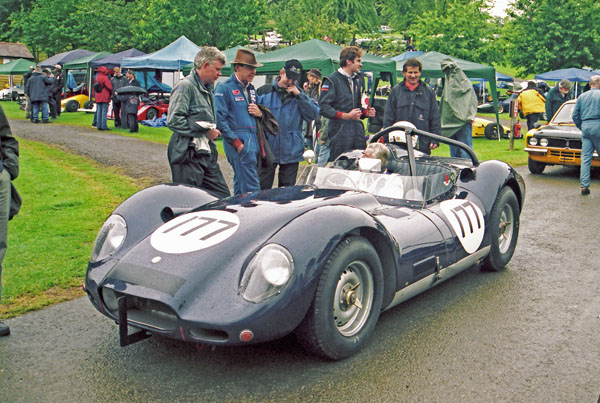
[531,124,580,138]
[100,186,382,315]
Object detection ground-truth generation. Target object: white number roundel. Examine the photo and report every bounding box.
[440,199,485,254]
[150,210,240,254]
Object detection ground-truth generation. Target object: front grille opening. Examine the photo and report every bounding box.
[100,287,178,331]
[189,327,229,342]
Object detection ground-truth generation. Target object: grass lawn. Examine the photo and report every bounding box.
[0,137,142,318]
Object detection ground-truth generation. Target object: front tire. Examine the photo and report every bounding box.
[483,187,520,271]
[295,236,383,360]
[528,156,546,174]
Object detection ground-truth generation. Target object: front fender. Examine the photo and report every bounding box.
[265,204,397,327]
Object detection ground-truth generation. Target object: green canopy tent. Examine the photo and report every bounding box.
[397,51,501,136]
[62,52,112,100]
[0,58,36,91]
[222,39,396,83]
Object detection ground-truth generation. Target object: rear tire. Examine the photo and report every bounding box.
[83,100,94,109]
[295,236,383,360]
[483,187,520,271]
[145,108,158,120]
[528,156,546,174]
[65,100,79,112]
[484,123,503,140]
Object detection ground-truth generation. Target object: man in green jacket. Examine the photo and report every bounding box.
[545,78,572,122]
[167,47,230,199]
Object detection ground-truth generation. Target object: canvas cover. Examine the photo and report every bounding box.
[63,52,112,71]
[0,58,35,74]
[90,48,146,69]
[39,49,96,68]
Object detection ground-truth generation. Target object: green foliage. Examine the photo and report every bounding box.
[409,0,502,65]
[502,0,600,75]
[130,0,266,51]
[9,0,134,55]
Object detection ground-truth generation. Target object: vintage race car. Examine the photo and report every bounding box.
[84,125,525,360]
[472,117,514,139]
[525,99,600,174]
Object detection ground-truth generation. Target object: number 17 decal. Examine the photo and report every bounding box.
[440,199,485,254]
[151,211,240,254]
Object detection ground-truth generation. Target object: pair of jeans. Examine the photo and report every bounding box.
[449,122,473,160]
[315,142,331,167]
[95,102,108,130]
[580,120,600,188]
[32,101,49,122]
[526,113,541,130]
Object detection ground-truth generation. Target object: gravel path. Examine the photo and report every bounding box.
[10,118,235,188]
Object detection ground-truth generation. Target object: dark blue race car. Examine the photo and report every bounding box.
[84,125,525,360]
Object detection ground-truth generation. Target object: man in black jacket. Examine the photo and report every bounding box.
[383,58,440,154]
[23,66,34,119]
[318,46,375,162]
[111,67,129,128]
[0,104,19,337]
[49,65,64,119]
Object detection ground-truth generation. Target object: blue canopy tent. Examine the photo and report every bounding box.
[535,67,600,95]
[90,48,146,70]
[390,51,424,62]
[121,36,200,71]
[39,49,96,68]
[122,36,200,92]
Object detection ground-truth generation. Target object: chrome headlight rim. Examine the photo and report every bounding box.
[240,243,295,303]
[90,214,127,263]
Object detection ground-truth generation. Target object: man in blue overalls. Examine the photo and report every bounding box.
[215,49,264,195]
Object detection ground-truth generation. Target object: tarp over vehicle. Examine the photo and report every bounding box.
[121,36,200,71]
[0,58,35,74]
[90,48,146,70]
[39,49,96,68]
[218,39,397,82]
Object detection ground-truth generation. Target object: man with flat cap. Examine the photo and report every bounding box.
[214,48,264,195]
[256,59,319,189]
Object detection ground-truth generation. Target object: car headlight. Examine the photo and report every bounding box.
[529,137,538,146]
[90,214,127,263]
[539,138,549,147]
[240,244,294,303]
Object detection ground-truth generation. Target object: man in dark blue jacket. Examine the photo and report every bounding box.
[256,59,319,189]
[215,48,264,195]
[25,65,53,123]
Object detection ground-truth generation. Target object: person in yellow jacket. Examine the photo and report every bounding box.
[518,81,546,130]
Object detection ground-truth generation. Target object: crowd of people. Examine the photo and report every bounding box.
[22,64,64,123]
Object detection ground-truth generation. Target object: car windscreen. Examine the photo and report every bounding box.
[305,166,455,202]
[551,102,575,124]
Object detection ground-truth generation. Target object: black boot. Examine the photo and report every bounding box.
[0,322,9,337]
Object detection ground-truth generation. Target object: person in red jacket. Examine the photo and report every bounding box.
[93,66,113,130]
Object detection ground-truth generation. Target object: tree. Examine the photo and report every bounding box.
[502,0,600,74]
[9,0,134,57]
[408,0,502,65]
[130,0,267,51]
